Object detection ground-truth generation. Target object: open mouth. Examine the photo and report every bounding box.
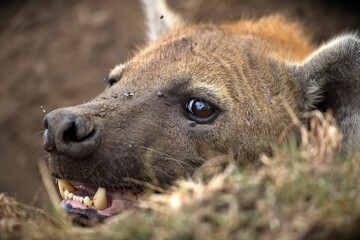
[57,179,153,221]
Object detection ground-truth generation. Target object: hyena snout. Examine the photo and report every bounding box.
[43,107,101,158]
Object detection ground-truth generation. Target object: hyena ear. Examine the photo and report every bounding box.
[289,34,360,154]
[140,0,185,41]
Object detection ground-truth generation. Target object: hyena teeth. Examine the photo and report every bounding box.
[93,187,107,210]
[74,195,81,203]
[64,190,69,199]
[83,196,93,207]
[57,179,76,198]
[68,192,74,200]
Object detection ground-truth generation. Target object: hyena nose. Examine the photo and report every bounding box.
[42,108,101,158]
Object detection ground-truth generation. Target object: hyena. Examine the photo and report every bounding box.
[42,0,360,220]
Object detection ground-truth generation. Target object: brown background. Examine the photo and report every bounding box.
[0,0,359,207]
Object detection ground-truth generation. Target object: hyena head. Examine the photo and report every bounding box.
[42,1,360,219]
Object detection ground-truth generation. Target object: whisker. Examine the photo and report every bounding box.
[122,177,166,193]
[142,160,176,180]
[141,148,190,175]
[139,146,196,169]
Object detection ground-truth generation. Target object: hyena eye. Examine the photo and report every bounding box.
[184,98,218,123]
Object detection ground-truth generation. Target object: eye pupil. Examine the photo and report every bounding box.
[193,100,213,118]
[186,99,215,119]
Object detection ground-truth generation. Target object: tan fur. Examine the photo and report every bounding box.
[111,15,314,167]
[44,12,360,192]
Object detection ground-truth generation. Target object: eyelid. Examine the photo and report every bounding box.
[179,87,223,111]
[183,95,223,112]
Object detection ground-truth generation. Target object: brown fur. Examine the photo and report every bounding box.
[43,14,360,190]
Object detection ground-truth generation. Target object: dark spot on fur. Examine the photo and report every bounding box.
[189,121,196,127]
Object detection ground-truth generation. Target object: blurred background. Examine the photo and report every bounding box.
[0,0,359,208]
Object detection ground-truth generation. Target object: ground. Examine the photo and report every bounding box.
[0,0,359,210]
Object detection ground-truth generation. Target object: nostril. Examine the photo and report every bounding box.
[62,117,95,143]
[74,116,94,141]
[63,122,78,142]
[43,108,101,158]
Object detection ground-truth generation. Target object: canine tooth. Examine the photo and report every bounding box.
[57,179,76,198]
[83,196,92,207]
[64,190,69,199]
[68,193,74,200]
[123,191,137,201]
[93,187,107,210]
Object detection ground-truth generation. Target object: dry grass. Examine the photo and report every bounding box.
[1,111,359,239]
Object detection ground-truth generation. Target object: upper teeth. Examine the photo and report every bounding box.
[93,187,107,210]
[57,179,149,211]
[57,179,108,210]
[58,179,76,198]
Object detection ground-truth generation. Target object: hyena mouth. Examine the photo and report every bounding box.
[57,179,153,220]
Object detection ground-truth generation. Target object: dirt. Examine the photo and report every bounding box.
[0,0,359,208]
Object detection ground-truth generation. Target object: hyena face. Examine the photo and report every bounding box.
[42,2,360,220]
